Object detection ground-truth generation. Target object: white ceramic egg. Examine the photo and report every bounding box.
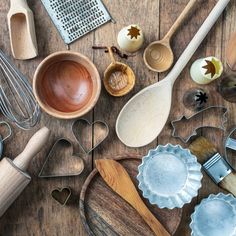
[117,24,144,53]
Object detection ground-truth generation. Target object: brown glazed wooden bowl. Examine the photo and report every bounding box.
[33,51,101,119]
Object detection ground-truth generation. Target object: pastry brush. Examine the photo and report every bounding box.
[189,136,236,196]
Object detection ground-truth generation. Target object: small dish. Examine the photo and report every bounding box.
[190,193,236,236]
[137,144,202,209]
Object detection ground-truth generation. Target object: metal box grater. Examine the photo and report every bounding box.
[40,0,114,44]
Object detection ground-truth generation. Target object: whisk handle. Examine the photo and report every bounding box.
[13,127,50,171]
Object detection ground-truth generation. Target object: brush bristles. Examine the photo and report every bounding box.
[189,137,218,163]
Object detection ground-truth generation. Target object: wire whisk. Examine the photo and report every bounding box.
[0,49,40,129]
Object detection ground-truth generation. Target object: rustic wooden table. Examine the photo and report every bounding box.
[0,0,236,235]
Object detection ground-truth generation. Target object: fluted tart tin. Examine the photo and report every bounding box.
[137,144,202,209]
[190,193,236,236]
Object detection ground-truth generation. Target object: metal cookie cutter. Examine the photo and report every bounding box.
[51,187,71,206]
[225,126,236,152]
[72,119,109,154]
[38,138,84,178]
[171,106,228,143]
[0,121,12,159]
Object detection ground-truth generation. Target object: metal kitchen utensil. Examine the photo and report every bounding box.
[72,119,109,154]
[225,126,236,152]
[38,138,84,178]
[51,187,71,206]
[183,88,209,111]
[190,193,236,236]
[0,121,12,160]
[137,144,202,209]
[171,106,228,143]
[40,0,114,45]
[217,74,236,103]
[0,49,40,129]
[115,0,230,148]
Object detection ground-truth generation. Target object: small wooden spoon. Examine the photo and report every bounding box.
[143,0,196,72]
[95,159,170,236]
[226,32,236,71]
[104,47,135,97]
[7,0,38,60]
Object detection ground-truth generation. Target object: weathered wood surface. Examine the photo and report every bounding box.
[0,0,235,235]
[80,157,182,236]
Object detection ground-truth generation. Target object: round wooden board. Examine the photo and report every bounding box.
[80,156,182,236]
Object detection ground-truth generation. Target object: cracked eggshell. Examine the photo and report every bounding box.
[117,24,144,53]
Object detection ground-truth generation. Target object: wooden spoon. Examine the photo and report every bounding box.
[7,0,38,60]
[116,0,230,148]
[143,0,196,72]
[95,159,170,236]
[226,31,236,70]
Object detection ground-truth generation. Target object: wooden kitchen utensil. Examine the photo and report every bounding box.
[189,136,236,196]
[104,47,135,97]
[116,0,231,148]
[95,159,170,236]
[226,32,236,70]
[80,156,182,236]
[0,127,50,217]
[7,0,38,59]
[143,0,196,72]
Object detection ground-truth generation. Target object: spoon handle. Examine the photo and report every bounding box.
[164,0,196,41]
[167,0,230,85]
[107,47,116,64]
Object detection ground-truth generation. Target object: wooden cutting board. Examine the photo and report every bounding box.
[80,156,182,236]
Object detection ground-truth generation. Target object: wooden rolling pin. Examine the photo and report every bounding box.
[0,127,50,217]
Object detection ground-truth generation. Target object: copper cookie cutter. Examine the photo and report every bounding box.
[72,119,109,154]
[171,106,228,143]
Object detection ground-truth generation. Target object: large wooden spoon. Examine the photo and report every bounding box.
[95,159,170,236]
[116,0,230,148]
[7,0,38,60]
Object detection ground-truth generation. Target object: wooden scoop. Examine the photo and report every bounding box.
[116,0,230,148]
[143,0,196,72]
[95,159,170,236]
[226,32,236,70]
[7,0,38,60]
[103,47,135,97]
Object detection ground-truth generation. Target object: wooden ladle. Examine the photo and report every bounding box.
[7,0,38,60]
[103,47,135,97]
[116,0,230,148]
[143,0,196,72]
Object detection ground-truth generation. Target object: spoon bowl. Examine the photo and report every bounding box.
[143,0,196,72]
[144,41,174,72]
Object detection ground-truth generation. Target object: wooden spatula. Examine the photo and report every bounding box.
[226,32,236,71]
[95,159,170,236]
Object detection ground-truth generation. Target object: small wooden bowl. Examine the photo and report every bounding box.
[103,47,135,97]
[33,51,101,119]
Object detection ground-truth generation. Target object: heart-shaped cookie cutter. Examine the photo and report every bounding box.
[72,119,109,154]
[38,138,84,178]
[51,187,71,206]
